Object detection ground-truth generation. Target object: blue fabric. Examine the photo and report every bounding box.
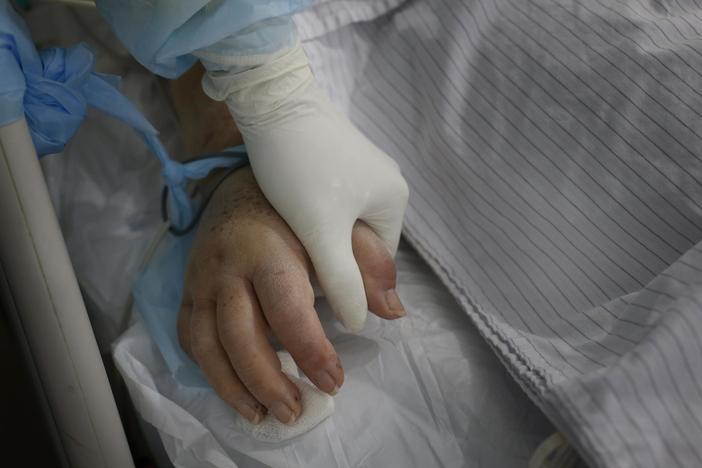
[161,147,249,231]
[133,229,208,387]
[95,0,311,78]
[0,1,41,127]
[0,1,248,230]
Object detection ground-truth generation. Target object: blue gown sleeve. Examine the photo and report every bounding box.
[94,0,310,79]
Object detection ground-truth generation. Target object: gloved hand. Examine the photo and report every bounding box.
[199,43,409,332]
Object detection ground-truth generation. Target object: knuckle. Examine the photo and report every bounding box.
[190,241,244,279]
[216,316,241,341]
[257,269,313,311]
[217,382,246,405]
[232,360,288,404]
[191,296,216,312]
[296,344,335,370]
[197,248,227,273]
[217,325,249,355]
[239,372,278,402]
[190,334,219,362]
[376,255,397,286]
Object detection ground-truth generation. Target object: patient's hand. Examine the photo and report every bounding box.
[177,165,405,425]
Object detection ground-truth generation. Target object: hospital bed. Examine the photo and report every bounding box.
[0,1,559,467]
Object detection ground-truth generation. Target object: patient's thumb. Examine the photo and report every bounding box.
[362,172,409,257]
[304,228,368,332]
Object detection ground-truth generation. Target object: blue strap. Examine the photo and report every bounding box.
[161,148,249,234]
[0,2,246,230]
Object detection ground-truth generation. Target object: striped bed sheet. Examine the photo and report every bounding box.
[296,1,702,467]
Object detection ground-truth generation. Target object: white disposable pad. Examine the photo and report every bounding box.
[113,243,552,467]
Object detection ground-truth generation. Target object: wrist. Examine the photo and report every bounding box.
[199,42,315,128]
[170,63,244,157]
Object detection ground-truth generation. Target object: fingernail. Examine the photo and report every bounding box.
[234,400,263,424]
[315,370,340,395]
[385,289,406,317]
[271,401,296,425]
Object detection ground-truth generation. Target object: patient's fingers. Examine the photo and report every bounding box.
[189,297,266,424]
[216,278,302,425]
[352,221,405,319]
[253,265,343,395]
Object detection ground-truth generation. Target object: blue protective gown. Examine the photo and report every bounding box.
[94,0,310,78]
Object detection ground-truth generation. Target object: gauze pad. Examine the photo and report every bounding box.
[237,352,334,442]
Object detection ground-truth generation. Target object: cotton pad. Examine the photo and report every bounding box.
[235,352,335,442]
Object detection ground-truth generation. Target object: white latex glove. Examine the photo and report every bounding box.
[199,43,409,332]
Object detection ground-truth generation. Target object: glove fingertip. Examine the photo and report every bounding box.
[325,288,367,332]
[339,308,367,333]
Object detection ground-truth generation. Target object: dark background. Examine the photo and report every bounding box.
[0,303,63,468]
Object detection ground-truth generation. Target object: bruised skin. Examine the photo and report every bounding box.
[172,66,405,425]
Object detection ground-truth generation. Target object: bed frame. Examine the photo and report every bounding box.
[0,118,134,468]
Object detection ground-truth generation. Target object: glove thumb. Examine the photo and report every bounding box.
[303,224,368,332]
